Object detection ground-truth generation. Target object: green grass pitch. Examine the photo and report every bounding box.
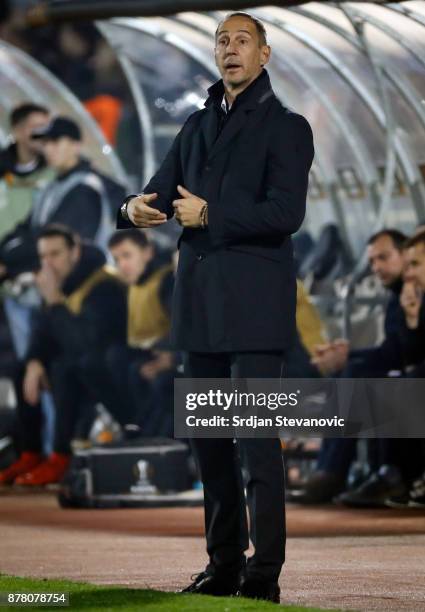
[0,575,341,611]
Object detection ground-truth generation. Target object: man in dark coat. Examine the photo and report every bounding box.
[118,12,314,603]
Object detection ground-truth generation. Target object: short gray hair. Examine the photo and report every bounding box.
[215,12,268,47]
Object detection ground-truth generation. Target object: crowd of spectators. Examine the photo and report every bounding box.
[0,1,143,180]
[0,103,178,487]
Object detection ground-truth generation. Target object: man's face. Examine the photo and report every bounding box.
[367,235,404,287]
[110,239,153,285]
[215,16,270,91]
[38,236,79,284]
[404,243,425,291]
[13,112,49,155]
[43,137,80,171]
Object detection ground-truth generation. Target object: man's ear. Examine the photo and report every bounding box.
[260,44,271,67]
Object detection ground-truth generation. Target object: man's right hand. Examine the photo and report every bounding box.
[311,339,349,376]
[127,193,168,228]
[23,359,49,406]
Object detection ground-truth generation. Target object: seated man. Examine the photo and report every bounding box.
[107,229,176,436]
[307,229,411,505]
[0,224,127,487]
[313,229,408,378]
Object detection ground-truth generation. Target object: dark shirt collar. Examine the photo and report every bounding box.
[2,143,46,177]
[387,276,403,296]
[57,158,91,182]
[205,68,272,112]
[136,258,157,285]
[62,243,106,296]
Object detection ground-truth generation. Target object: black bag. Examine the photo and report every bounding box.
[57,437,201,509]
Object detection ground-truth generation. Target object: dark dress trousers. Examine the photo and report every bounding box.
[118,69,314,582]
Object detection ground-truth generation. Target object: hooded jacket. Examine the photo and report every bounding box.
[26,243,126,364]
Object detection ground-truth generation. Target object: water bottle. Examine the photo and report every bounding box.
[89,403,123,445]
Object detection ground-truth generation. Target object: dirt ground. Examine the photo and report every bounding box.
[1,491,425,611]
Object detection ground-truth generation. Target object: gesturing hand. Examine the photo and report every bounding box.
[127,193,168,228]
[23,359,49,406]
[172,185,207,228]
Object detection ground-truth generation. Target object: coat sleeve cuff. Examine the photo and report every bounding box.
[116,194,138,229]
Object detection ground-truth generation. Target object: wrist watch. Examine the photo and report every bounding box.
[121,194,138,221]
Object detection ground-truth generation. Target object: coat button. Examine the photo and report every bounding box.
[197,253,204,261]
[205,165,211,172]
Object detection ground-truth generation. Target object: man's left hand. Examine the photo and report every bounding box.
[35,266,64,305]
[172,185,206,228]
[140,350,174,381]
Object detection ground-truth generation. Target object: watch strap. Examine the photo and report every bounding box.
[121,194,138,221]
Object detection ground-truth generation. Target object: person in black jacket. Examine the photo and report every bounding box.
[0,224,126,487]
[117,13,314,603]
[385,230,425,508]
[0,104,48,179]
[398,230,425,370]
[309,229,411,506]
[313,229,408,378]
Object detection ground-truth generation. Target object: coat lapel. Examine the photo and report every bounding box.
[203,71,275,161]
[201,106,219,157]
[206,107,251,161]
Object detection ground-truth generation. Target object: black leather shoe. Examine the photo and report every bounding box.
[238,576,280,603]
[181,571,239,596]
[287,470,346,504]
[334,466,406,508]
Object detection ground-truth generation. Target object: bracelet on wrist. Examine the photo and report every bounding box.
[121,194,138,221]
[200,203,208,229]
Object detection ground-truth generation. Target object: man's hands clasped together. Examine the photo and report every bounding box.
[127,186,207,229]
